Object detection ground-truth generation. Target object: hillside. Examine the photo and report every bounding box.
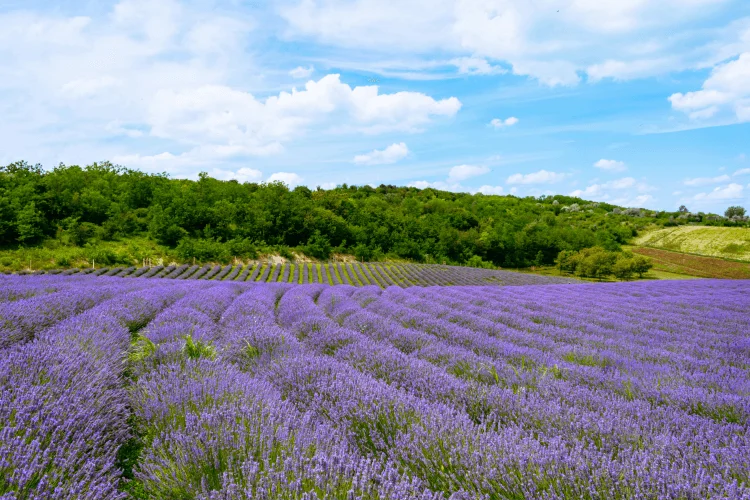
[0,160,718,273]
[634,226,750,262]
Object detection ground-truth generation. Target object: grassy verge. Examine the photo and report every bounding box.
[0,237,180,272]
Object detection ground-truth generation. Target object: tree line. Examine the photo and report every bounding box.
[0,160,724,268]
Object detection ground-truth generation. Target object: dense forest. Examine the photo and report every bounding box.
[0,160,744,270]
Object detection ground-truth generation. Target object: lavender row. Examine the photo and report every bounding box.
[19,262,579,287]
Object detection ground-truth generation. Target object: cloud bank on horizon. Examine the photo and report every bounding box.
[0,0,749,213]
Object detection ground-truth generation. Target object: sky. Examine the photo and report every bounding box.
[1,0,749,213]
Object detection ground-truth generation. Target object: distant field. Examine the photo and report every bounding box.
[11,261,580,287]
[630,246,750,279]
[634,226,750,261]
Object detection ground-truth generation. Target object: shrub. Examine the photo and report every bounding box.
[465,255,495,269]
[304,231,332,260]
[175,238,229,263]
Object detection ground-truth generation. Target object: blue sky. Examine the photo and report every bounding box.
[1,0,749,213]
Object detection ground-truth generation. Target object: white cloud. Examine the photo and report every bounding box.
[594,158,627,172]
[279,0,742,88]
[477,185,504,195]
[669,53,750,123]
[609,194,655,207]
[688,106,720,120]
[733,168,750,176]
[0,3,463,175]
[569,177,655,204]
[506,170,568,185]
[112,144,271,175]
[587,57,674,82]
[60,76,121,99]
[450,56,506,75]
[683,174,731,186]
[104,121,144,138]
[289,65,315,78]
[489,117,519,128]
[267,172,303,187]
[148,74,460,157]
[447,164,490,182]
[409,180,433,190]
[408,179,503,196]
[208,167,263,183]
[353,142,409,165]
[693,183,745,200]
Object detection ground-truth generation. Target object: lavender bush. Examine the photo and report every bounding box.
[1,273,749,499]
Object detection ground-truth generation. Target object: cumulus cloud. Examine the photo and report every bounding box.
[594,158,627,172]
[506,170,568,185]
[733,168,750,176]
[608,194,655,207]
[408,163,496,193]
[289,65,314,78]
[278,0,739,87]
[447,164,490,182]
[408,179,503,196]
[477,185,504,195]
[353,142,409,165]
[569,177,656,205]
[692,183,744,201]
[683,174,731,186]
[450,56,506,75]
[669,53,750,123]
[104,121,144,138]
[208,167,263,183]
[150,75,461,154]
[408,180,433,190]
[489,117,519,128]
[267,171,303,187]
[0,3,464,176]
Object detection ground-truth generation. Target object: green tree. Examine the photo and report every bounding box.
[354,243,373,262]
[556,250,579,274]
[631,255,653,278]
[576,248,617,280]
[725,206,746,218]
[612,256,635,280]
[16,201,44,244]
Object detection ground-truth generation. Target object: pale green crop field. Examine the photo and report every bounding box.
[634,226,750,261]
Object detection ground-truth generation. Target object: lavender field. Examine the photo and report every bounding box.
[14,261,578,287]
[1,274,749,499]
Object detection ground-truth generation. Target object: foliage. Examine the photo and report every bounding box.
[725,206,746,218]
[304,231,332,260]
[1,160,734,269]
[556,247,652,281]
[16,202,45,245]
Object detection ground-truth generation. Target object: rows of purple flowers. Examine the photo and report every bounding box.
[16,262,578,288]
[1,274,749,498]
